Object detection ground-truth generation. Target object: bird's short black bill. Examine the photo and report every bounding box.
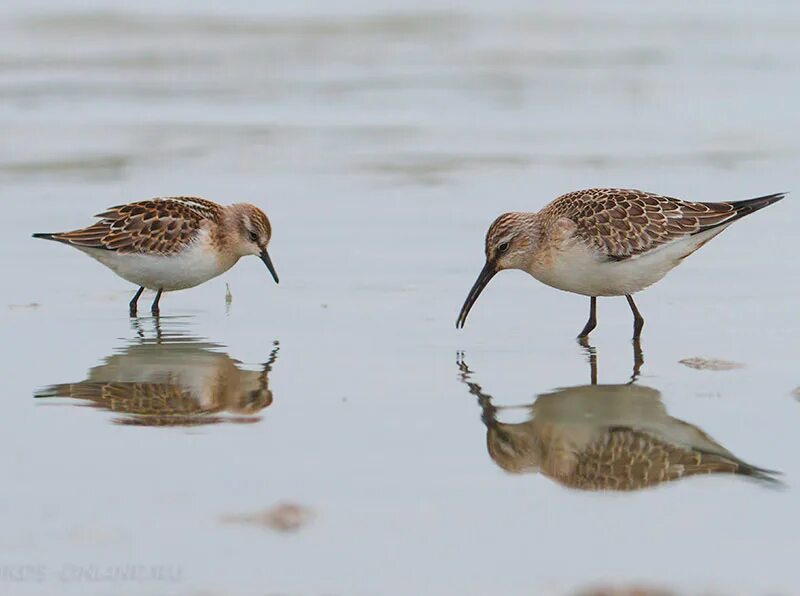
[456,261,496,328]
[260,249,279,284]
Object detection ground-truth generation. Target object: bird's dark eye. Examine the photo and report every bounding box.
[497,242,510,253]
[249,231,258,242]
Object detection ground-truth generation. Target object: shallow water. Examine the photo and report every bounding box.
[3,1,800,595]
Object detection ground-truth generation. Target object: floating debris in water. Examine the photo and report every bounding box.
[8,302,41,310]
[225,283,233,305]
[222,502,313,533]
[679,357,744,371]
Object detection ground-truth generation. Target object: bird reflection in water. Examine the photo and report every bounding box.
[36,317,279,427]
[457,344,779,491]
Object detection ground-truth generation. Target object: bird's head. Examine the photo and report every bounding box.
[456,213,535,328]
[230,369,274,414]
[486,423,542,474]
[230,204,279,284]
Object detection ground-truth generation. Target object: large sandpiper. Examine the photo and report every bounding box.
[456,188,784,338]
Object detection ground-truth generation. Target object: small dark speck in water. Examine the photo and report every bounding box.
[8,302,41,310]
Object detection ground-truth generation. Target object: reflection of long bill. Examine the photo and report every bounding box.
[456,260,496,328]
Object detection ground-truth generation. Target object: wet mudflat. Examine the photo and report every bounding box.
[2,1,800,594]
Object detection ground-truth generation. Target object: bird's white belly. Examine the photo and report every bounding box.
[529,227,727,297]
[81,240,236,291]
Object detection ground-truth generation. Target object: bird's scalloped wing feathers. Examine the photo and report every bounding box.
[569,427,742,491]
[94,196,222,221]
[55,198,221,255]
[545,188,740,261]
[42,381,204,414]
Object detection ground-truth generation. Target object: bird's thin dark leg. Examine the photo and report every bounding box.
[577,336,598,385]
[626,294,645,340]
[131,317,144,339]
[151,288,163,317]
[630,338,644,383]
[129,287,144,317]
[577,296,597,339]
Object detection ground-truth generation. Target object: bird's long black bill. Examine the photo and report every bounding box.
[260,249,279,284]
[456,261,496,329]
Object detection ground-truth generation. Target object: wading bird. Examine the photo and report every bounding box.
[34,196,279,316]
[456,188,783,339]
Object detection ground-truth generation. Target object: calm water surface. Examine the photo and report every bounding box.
[2,1,800,594]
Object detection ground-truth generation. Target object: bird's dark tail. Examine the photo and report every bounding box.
[32,232,66,243]
[735,460,783,487]
[694,192,785,235]
[727,192,786,222]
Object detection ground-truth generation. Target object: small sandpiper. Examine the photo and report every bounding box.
[34,196,279,316]
[456,188,784,339]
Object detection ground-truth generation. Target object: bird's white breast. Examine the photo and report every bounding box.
[529,226,729,297]
[80,230,237,291]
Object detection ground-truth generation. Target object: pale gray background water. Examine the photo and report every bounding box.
[2,1,800,595]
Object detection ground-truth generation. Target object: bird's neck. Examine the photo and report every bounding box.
[517,213,544,267]
[216,205,249,256]
[219,204,246,234]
